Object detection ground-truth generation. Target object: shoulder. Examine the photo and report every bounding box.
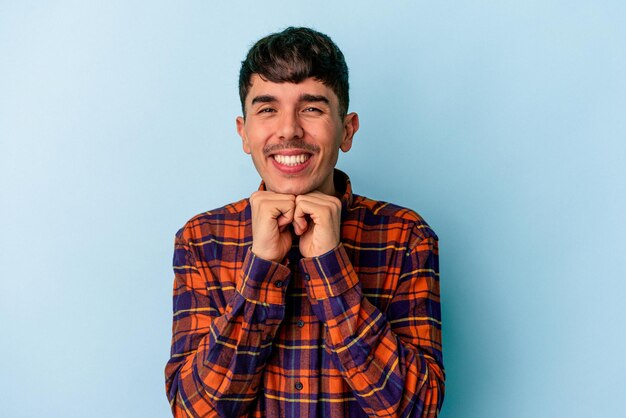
[175,197,250,243]
[350,194,438,242]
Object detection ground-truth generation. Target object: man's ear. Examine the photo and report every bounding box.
[236,116,251,154]
[339,112,359,152]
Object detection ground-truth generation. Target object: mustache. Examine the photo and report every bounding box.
[263,140,320,156]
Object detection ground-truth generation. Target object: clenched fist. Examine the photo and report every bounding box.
[249,191,296,263]
[292,192,342,258]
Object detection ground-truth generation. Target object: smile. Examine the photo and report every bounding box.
[273,154,310,166]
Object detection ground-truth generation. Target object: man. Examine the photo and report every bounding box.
[165,27,444,417]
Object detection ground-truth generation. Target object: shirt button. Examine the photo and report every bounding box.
[303,273,310,281]
[295,382,303,391]
[297,320,305,328]
[274,280,283,288]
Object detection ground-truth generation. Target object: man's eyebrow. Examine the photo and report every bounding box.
[251,95,277,105]
[300,94,329,104]
[250,94,330,106]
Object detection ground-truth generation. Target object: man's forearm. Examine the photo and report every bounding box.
[301,239,445,417]
[166,241,291,417]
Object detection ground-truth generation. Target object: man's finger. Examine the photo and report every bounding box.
[277,207,294,228]
[294,197,337,224]
[296,192,341,206]
[252,192,296,220]
[295,194,341,215]
[293,204,310,235]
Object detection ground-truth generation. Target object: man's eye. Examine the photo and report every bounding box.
[303,107,322,113]
[258,108,275,113]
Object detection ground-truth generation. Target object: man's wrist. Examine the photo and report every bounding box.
[237,248,292,305]
[250,246,285,264]
[299,243,359,300]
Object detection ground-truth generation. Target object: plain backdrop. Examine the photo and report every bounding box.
[1,1,625,417]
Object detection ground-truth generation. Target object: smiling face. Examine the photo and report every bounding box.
[236,75,359,196]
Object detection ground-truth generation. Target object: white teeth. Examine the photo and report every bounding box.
[273,154,310,166]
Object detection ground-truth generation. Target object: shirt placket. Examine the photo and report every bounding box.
[282,246,322,413]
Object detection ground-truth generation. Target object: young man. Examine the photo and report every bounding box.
[165,27,444,417]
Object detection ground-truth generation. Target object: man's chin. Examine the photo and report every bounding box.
[266,181,315,196]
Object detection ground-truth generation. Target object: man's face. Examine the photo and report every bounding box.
[236,75,359,196]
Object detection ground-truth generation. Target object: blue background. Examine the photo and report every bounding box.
[1,1,625,417]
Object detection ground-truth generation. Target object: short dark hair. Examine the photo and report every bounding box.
[239,27,349,117]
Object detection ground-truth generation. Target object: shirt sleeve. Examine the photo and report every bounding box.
[165,228,291,417]
[299,228,445,417]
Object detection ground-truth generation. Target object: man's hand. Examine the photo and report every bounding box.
[293,192,342,258]
[250,191,296,263]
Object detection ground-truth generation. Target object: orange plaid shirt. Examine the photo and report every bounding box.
[165,170,444,417]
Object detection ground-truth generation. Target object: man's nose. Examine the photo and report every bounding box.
[277,112,304,140]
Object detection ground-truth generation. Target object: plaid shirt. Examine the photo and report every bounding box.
[165,170,444,417]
